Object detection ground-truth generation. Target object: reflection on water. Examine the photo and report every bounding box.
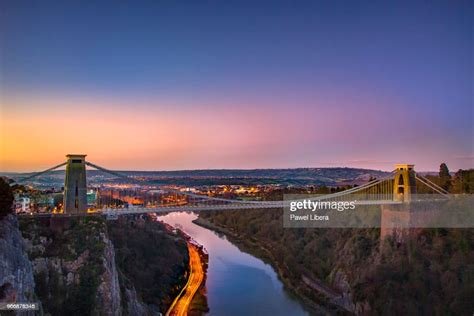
[157,212,309,316]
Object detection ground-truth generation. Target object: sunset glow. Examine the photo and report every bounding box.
[1,1,472,172]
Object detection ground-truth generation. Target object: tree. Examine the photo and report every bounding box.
[452,169,474,193]
[439,163,452,192]
[0,177,14,218]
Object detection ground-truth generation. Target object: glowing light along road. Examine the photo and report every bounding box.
[167,243,204,316]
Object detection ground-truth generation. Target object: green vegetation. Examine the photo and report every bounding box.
[361,229,474,314]
[419,165,474,194]
[200,209,474,314]
[200,166,474,314]
[451,168,474,194]
[439,162,452,191]
[107,215,189,313]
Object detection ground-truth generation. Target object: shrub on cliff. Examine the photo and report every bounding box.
[0,178,14,219]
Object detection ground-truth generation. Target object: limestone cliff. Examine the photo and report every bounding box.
[123,286,157,316]
[21,217,122,315]
[0,214,37,314]
[107,215,189,315]
[17,215,188,316]
[96,234,122,316]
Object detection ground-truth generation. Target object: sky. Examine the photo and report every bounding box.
[0,0,472,172]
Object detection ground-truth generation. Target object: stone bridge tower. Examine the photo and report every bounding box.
[393,164,416,202]
[63,154,88,214]
[380,164,417,242]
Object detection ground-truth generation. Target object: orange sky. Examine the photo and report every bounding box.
[1,95,304,171]
[1,1,472,173]
[2,93,472,173]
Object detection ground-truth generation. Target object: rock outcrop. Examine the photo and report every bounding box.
[124,287,152,316]
[11,215,187,316]
[21,217,123,315]
[96,234,122,316]
[0,214,37,312]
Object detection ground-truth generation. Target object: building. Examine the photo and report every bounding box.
[87,189,97,208]
[14,196,31,214]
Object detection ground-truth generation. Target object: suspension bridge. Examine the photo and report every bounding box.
[12,154,451,218]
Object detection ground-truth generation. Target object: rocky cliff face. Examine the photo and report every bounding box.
[8,215,187,316]
[96,234,122,316]
[124,286,155,316]
[0,214,37,312]
[107,215,190,315]
[21,217,123,315]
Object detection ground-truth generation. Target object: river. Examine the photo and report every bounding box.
[157,211,309,316]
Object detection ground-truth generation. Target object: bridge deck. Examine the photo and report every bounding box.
[19,200,403,218]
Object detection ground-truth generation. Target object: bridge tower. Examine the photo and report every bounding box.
[63,154,88,214]
[393,164,416,202]
[381,164,416,241]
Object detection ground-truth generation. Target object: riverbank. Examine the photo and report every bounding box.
[192,216,338,315]
[163,224,209,316]
[166,242,206,316]
[158,211,309,315]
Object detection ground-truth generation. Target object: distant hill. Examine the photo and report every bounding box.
[2,167,390,187]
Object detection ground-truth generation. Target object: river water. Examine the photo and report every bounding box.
[157,212,308,316]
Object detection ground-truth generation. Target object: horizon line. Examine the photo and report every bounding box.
[1,165,447,175]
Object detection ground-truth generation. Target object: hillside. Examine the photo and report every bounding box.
[4,167,390,187]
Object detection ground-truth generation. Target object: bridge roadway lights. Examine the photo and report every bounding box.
[63,154,88,214]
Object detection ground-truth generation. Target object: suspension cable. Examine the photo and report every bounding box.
[86,160,397,205]
[85,161,271,204]
[307,171,396,201]
[415,175,451,197]
[415,173,450,195]
[15,162,68,184]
